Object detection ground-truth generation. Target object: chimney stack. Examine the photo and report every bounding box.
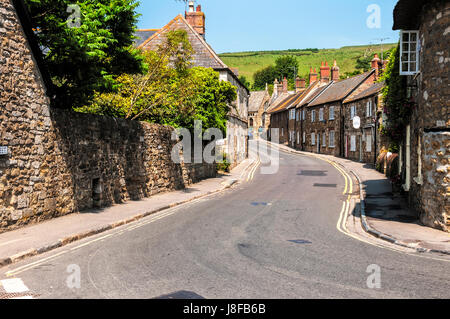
[185,2,206,38]
[282,77,288,93]
[273,78,279,96]
[309,67,318,84]
[295,76,306,92]
[331,60,340,81]
[320,61,331,83]
[371,53,381,79]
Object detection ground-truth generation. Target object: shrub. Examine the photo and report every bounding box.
[216,153,231,173]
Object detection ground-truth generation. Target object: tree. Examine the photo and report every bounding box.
[252,65,277,90]
[238,76,251,91]
[274,55,298,80]
[24,0,143,109]
[252,55,299,91]
[76,30,236,135]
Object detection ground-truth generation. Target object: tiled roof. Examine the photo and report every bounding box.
[134,29,158,47]
[138,15,228,70]
[298,83,332,108]
[249,91,268,112]
[343,82,385,104]
[308,70,375,107]
[268,93,298,114]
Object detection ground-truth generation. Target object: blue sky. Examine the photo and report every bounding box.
[136,0,400,53]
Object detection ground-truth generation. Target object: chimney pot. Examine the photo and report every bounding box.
[196,5,202,12]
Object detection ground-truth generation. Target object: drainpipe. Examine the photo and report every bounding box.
[404,125,411,191]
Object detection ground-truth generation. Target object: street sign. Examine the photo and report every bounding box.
[353,116,361,129]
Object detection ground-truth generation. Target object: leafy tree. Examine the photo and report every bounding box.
[252,56,298,90]
[274,55,298,80]
[252,65,277,90]
[24,0,143,109]
[76,30,236,135]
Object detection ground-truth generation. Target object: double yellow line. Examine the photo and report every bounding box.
[246,158,261,182]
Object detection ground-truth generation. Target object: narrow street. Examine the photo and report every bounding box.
[1,142,448,299]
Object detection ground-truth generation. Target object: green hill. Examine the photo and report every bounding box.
[219,44,397,87]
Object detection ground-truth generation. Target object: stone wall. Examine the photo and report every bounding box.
[421,132,449,230]
[406,0,449,232]
[0,0,215,233]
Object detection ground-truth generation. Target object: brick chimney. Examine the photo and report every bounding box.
[296,76,306,92]
[320,61,331,83]
[282,77,288,93]
[185,2,205,38]
[371,53,381,79]
[331,60,340,81]
[309,67,318,84]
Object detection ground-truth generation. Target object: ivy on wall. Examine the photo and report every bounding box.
[379,44,413,146]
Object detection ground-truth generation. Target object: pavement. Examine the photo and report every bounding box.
[1,141,448,299]
[270,142,450,255]
[0,158,256,268]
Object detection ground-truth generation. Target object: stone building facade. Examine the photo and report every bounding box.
[342,82,384,164]
[248,89,270,138]
[393,0,450,231]
[136,5,249,168]
[0,0,215,233]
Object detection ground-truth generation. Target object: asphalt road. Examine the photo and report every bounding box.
[1,143,449,299]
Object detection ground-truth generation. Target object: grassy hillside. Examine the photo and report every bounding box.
[219,44,397,86]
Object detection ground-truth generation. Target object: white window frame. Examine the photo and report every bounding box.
[297,131,300,144]
[302,110,306,120]
[366,134,372,152]
[350,105,356,119]
[303,132,306,143]
[311,133,316,145]
[329,106,335,120]
[319,108,324,122]
[400,30,420,75]
[350,135,356,152]
[296,110,299,121]
[289,109,295,120]
[323,132,326,147]
[311,110,315,122]
[329,131,335,148]
[366,100,373,117]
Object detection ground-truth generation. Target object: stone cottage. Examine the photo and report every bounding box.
[248,88,270,138]
[135,2,250,168]
[392,0,449,231]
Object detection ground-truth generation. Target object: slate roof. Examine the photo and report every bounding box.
[298,83,332,108]
[308,70,375,107]
[343,82,385,104]
[268,93,299,114]
[134,29,158,47]
[138,15,228,70]
[249,91,268,112]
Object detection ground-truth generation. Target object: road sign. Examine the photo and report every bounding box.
[353,116,361,129]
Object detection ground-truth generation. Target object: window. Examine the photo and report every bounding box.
[311,133,316,145]
[350,105,357,119]
[350,135,356,152]
[329,106,335,120]
[303,132,306,143]
[319,108,324,121]
[296,110,299,121]
[323,133,326,147]
[366,100,373,117]
[311,110,316,122]
[366,134,372,152]
[297,132,300,144]
[400,30,420,75]
[281,128,284,136]
[302,110,306,120]
[329,131,335,147]
[289,109,295,120]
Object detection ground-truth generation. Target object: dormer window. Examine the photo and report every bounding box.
[400,30,420,75]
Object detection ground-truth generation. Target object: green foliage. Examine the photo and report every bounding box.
[216,153,231,173]
[25,0,143,109]
[251,55,299,90]
[379,44,410,143]
[76,30,236,135]
[238,76,251,91]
